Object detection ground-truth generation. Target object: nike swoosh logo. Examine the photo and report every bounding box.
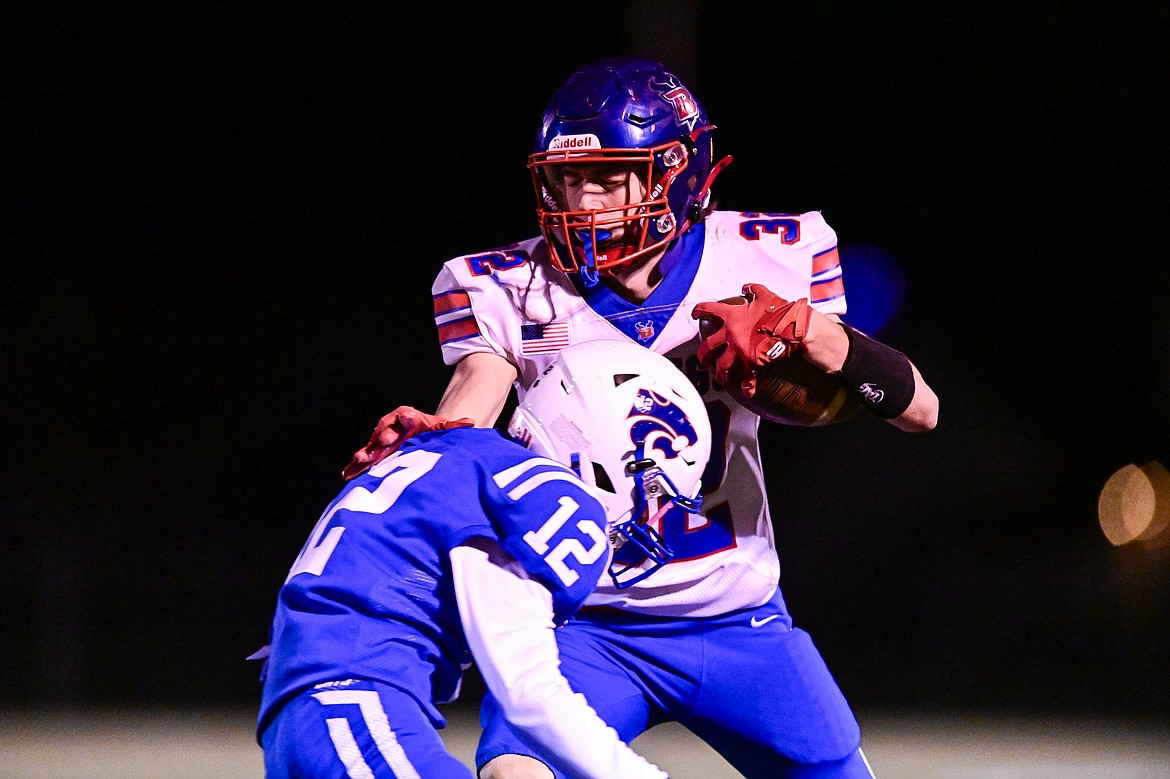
[750,614,781,628]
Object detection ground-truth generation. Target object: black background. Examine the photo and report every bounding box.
[3,2,1168,716]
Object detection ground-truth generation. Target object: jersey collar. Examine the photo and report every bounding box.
[569,223,705,348]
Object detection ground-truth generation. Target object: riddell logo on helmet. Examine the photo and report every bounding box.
[548,134,601,151]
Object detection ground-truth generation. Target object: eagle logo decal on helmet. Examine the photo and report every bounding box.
[629,389,699,460]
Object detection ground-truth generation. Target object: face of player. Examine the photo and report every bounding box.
[551,162,647,244]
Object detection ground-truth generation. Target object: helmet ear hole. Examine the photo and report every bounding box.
[613,373,640,387]
[592,463,616,494]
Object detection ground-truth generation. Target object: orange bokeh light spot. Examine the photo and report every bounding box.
[1098,461,1170,546]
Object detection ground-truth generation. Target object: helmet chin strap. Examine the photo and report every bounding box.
[575,227,612,288]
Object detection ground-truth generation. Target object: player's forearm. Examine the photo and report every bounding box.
[801,311,851,373]
[886,362,938,431]
[436,352,518,426]
[804,313,938,432]
[506,682,669,779]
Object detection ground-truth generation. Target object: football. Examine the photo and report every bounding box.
[698,296,862,427]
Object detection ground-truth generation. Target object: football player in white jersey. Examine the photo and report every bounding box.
[349,58,938,778]
[259,342,712,778]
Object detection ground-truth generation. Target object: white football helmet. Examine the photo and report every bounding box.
[509,340,711,587]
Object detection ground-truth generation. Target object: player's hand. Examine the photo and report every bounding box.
[691,284,811,398]
[342,406,474,480]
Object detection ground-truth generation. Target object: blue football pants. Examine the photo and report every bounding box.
[477,589,874,778]
[262,679,471,778]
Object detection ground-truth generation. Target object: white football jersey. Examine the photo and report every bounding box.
[432,210,847,617]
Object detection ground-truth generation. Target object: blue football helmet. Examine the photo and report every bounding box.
[529,58,733,275]
[508,340,711,588]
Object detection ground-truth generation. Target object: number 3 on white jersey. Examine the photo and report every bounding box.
[286,450,442,582]
[523,496,608,586]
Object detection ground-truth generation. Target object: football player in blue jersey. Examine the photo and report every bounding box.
[257,341,711,778]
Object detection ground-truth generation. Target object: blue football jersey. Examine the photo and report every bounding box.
[257,427,610,735]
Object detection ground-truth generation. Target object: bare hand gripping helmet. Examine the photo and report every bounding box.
[509,340,711,588]
[529,58,733,276]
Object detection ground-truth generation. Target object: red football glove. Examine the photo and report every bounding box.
[342,406,474,480]
[691,283,811,398]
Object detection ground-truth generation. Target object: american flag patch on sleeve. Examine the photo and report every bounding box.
[520,321,570,355]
